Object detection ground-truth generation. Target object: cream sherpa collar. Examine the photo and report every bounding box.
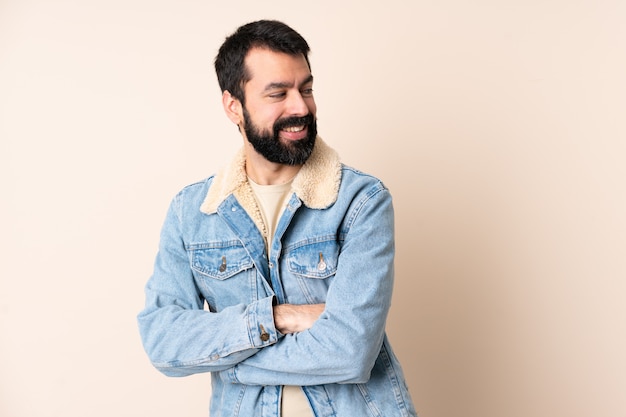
[200,137,342,217]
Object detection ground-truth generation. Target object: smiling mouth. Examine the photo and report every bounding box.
[282,125,305,133]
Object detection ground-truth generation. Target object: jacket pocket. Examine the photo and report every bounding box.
[188,241,254,280]
[286,239,339,279]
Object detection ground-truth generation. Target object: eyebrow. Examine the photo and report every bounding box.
[263,74,314,92]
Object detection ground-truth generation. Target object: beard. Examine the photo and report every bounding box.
[242,107,317,166]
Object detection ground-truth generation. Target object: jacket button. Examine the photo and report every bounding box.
[259,324,269,341]
[317,252,327,270]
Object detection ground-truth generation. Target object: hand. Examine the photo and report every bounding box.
[273,303,325,334]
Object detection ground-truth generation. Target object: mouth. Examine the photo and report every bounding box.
[282,125,305,133]
[280,125,308,140]
[274,114,315,141]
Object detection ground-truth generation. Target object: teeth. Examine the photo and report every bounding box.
[283,126,304,132]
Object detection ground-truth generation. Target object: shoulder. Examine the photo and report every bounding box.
[339,164,390,196]
[170,176,215,209]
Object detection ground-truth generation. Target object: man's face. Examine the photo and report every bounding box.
[240,48,317,165]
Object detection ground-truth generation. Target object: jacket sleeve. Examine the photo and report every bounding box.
[137,192,279,377]
[226,183,395,386]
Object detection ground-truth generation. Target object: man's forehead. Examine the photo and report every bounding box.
[244,48,312,84]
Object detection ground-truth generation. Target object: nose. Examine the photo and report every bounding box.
[286,91,310,117]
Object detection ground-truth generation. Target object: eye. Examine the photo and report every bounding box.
[301,88,314,97]
[268,91,286,99]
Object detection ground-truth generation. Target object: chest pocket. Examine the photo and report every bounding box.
[286,239,339,279]
[189,242,253,280]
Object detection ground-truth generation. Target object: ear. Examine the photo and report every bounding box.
[222,90,243,126]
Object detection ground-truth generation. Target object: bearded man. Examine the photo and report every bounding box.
[138,20,417,417]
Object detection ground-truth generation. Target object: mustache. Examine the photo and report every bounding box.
[273,114,315,132]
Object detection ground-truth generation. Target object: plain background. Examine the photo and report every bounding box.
[1,1,625,416]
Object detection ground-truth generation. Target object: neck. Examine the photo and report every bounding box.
[244,144,302,185]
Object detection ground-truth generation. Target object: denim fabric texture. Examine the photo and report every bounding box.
[138,140,417,417]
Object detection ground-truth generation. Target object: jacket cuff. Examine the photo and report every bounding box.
[224,296,278,384]
[246,295,279,348]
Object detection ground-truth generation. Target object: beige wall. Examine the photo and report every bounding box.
[1,1,625,416]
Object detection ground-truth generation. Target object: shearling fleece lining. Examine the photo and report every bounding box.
[200,137,342,222]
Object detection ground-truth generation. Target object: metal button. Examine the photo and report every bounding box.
[259,324,269,341]
[317,252,327,270]
[219,256,227,272]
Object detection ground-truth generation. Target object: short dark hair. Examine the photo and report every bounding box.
[214,20,311,103]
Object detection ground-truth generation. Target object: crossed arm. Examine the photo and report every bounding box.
[139,183,394,384]
[273,303,325,334]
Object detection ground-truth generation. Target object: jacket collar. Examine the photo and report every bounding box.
[200,137,342,215]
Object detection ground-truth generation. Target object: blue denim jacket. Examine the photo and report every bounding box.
[138,139,417,417]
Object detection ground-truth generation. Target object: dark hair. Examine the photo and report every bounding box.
[214,20,311,103]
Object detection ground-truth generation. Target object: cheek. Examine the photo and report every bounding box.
[307,98,317,116]
[258,106,284,126]
[248,109,279,131]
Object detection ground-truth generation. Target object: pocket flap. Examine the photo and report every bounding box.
[287,240,339,279]
[189,242,253,280]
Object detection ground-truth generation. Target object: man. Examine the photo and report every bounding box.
[138,20,417,417]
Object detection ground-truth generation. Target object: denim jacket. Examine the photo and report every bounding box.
[137,138,417,417]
